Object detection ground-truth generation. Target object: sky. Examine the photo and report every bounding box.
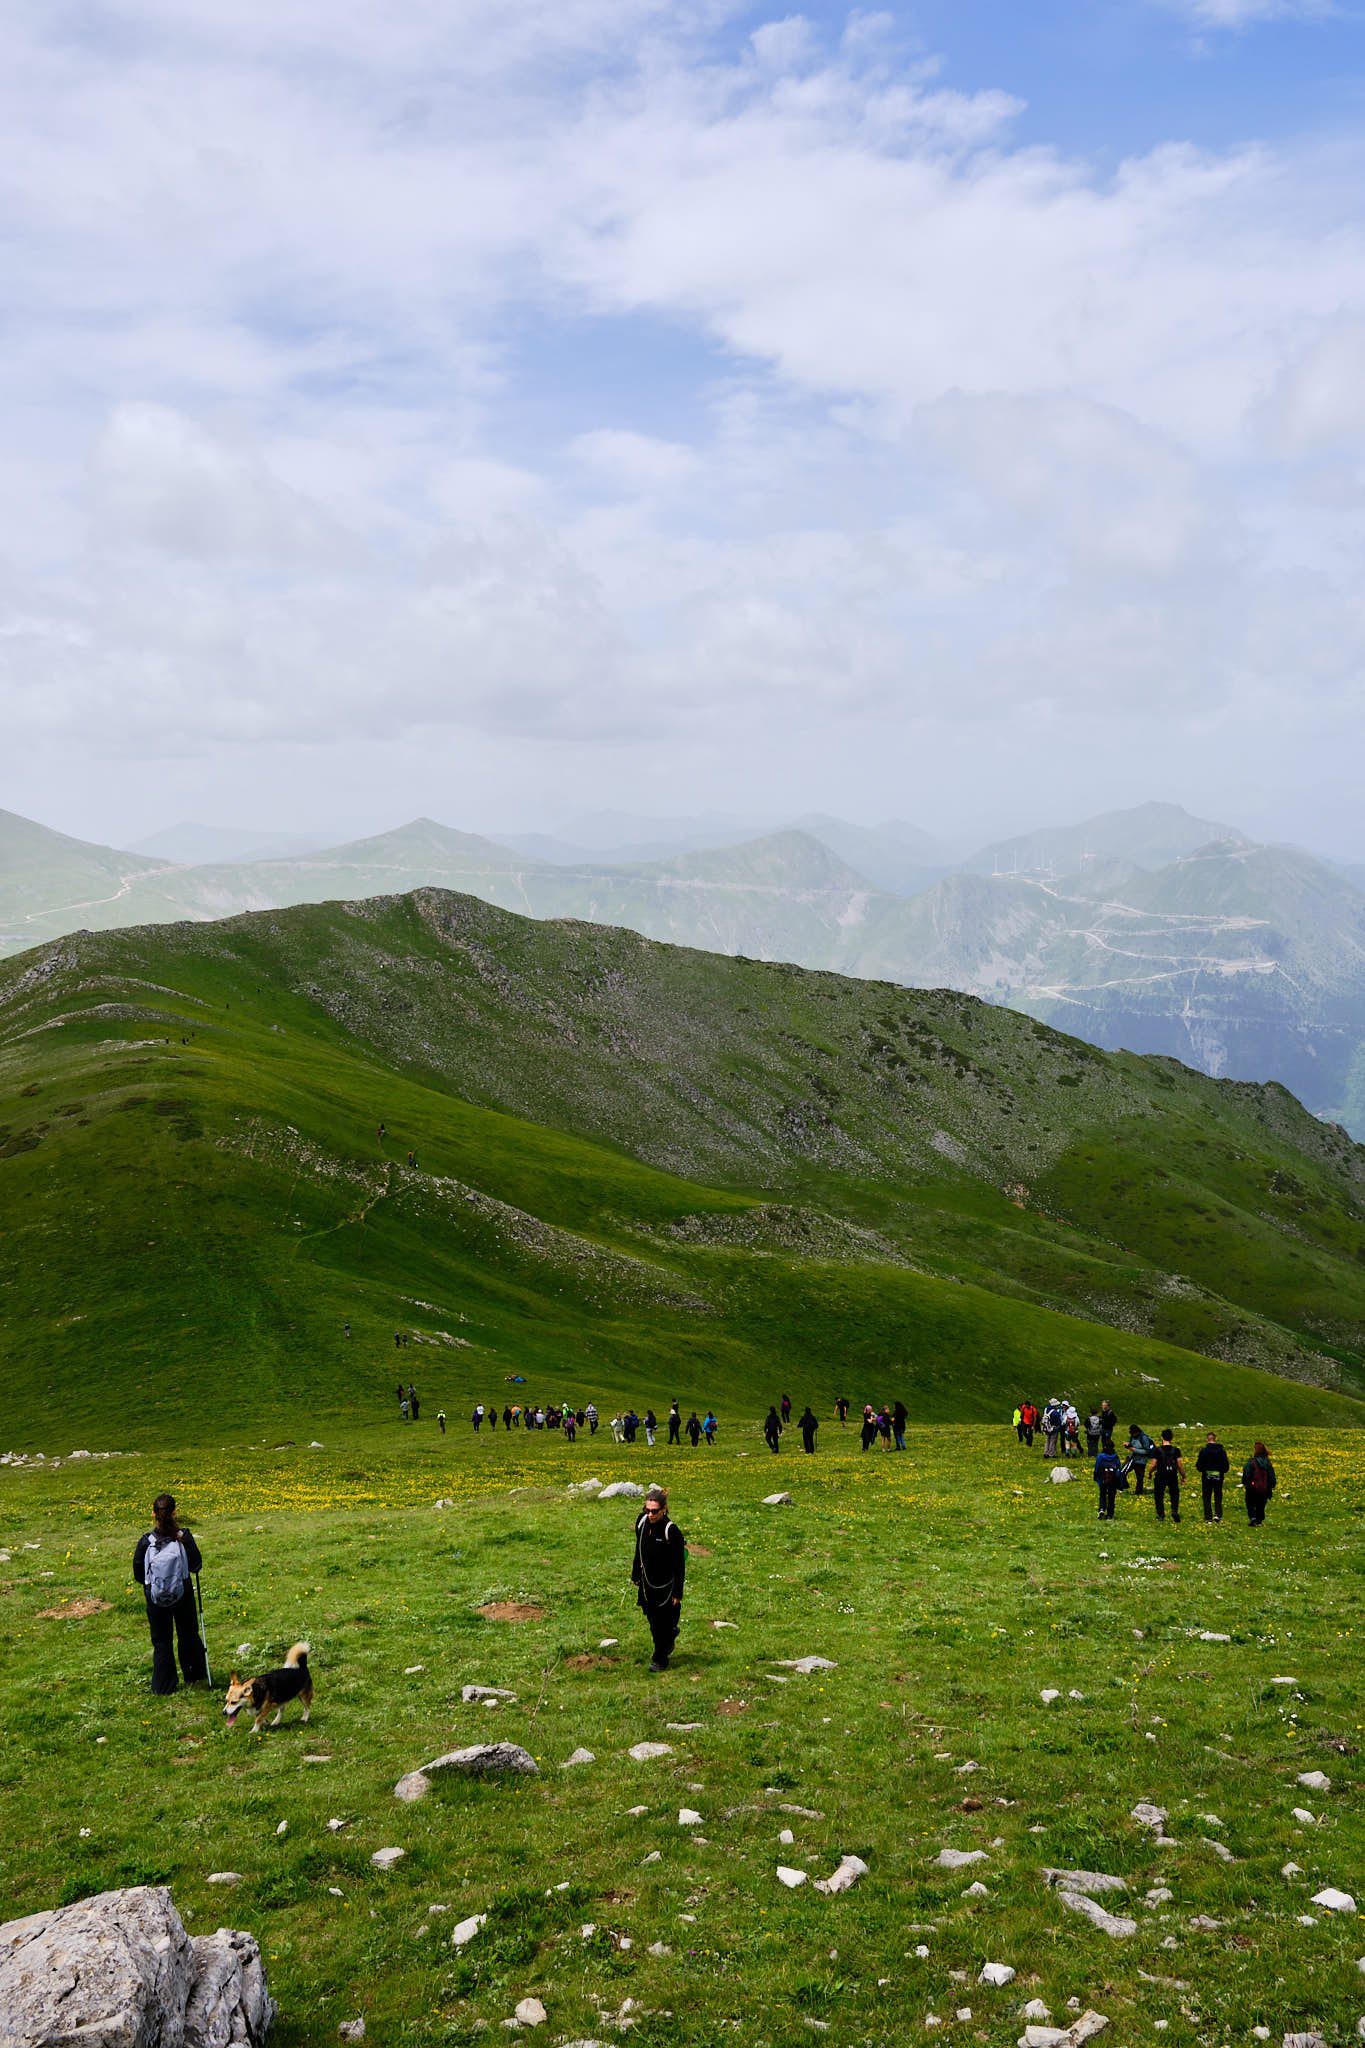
[2,0,1364,856]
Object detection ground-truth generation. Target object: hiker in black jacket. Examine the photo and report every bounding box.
[798,1406,819,1453]
[1151,1430,1185,1523]
[763,1406,783,1453]
[1242,1442,1277,1525]
[133,1493,207,1694]
[1196,1432,1230,1522]
[632,1484,686,1671]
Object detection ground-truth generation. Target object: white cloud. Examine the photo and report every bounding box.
[1154,0,1331,25]
[0,1,1362,836]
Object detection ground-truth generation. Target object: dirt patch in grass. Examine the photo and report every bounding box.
[564,1652,613,1669]
[716,1698,750,1716]
[38,1597,112,1620]
[478,1600,546,1622]
[687,1543,714,1557]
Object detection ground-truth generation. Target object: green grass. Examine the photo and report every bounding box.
[2,1423,1363,2045]
[2,891,1365,1448]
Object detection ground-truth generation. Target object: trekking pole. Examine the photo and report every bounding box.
[194,1572,214,1688]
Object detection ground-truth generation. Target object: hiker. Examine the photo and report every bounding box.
[686,1409,702,1446]
[798,1405,819,1453]
[408,1384,419,1421]
[1241,1441,1277,1525]
[1196,1431,1229,1523]
[1019,1399,1038,1447]
[343,1320,351,1339]
[668,1401,681,1445]
[472,1404,484,1431]
[1063,1403,1081,1456]
[623,1409,640,1444]
[1152,1429,1185,1524]
[1012,1403,1024,1443]
[564,1411,577,1442]
[1042,1398,1063,1456]
[631,1483,686,1673]
[877,1406,892,1450]
[763,1405,782,1453]
[611,1412,626,1444]
[836,1395,850,1427]
[1094,1440,1122,1520]
[780,1393,792,1426]
[702,1410,717,1445]
[860,1406,876,1451]
[586,1402,599,1436]
[1123,1425,1156,1495]
[400,1394,410,1422]
[133,1493,207,1694]
[892,1399,907,1452]
[1085,1409,1102,1455]
[437,1410,446,1435]
[643,1409,657,1447]
[1099,1400,1118,1450]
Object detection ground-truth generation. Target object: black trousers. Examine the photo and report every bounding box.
[668,1419,680,1442]
[1097,1478,1119,1518]
[1023,1426,1034,1445]
[1154,1473,1181,1522]
[643,1600,679,1664]
[148,1593,206,1693]
[1202,1474,1224,1521]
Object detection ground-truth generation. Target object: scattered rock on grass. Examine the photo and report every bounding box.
[1297,1771,1331,1792]
[452,1914,487,1948]
[762,1493,794,1506]
[1043,1870,1127,1896]
[599,1483,643,1501]
[678,1809,702,1827]
[1311,1888,1356,1914]
[338,2021,365,2042]
[1130,1803,1167,1829]
[776,1867,808,1889]
[1048,1468,1073,1484]
[371,1848,405,1870]
[1056,1891,1136,1938]
[936,1849,987,1870]
[206,1873,243,1886]
[979,1964,1016,1987]
[629,1742,673,1762]
[777,1656,836,1674]
[463,1685,517,1704]
[815,1854,868,1895]
[514,1997,547,2027]
[395,1743,539,1800]
[1292,1808,1318,1826]
[562,1748,596,1768]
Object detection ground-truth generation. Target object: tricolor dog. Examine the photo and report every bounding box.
[223,1642,313,1734]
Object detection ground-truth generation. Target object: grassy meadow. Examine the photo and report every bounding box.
[2,1418,1362,2046]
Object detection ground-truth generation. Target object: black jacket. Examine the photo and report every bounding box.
[1196,1442,1229,1476]
[632,1511,686,1608]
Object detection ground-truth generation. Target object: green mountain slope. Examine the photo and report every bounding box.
[0,809,175,950]
[1,889,1362,1449]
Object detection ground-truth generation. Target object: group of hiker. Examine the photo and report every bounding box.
[1014,1398,1278,1526]
[471,1400,595,1436]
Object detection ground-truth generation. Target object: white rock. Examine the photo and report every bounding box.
[629,1742,673,1761]
[936,1848,987,1869]
[980,1963,1016,1987]
[711,1620,738,1629]
[1297,1771,1332,1792]
[514,1998,547,2027]
[404,1665,425,1675]
[1130,1802,1167,1829]
[599,1482,644,1500]
[1048,1467,1073,1483]
[1282,1862,1303,1877]
[1021,2001,1051,2021]
[434,1498,454,1510]
[815,1854,868,1895]
[1188,1915,1221,1931]
[206,1872,242,1885]
[1271,1676,1299,1685]
[1253,2032,1271,2042]
[1044,1869,1127,1896]
[641,1851,662,1865]
[599,1638,618,1648]
[371,1848,406,1870]
[453,1914,487,1948]
[647,1941,671,1957]
[763,1492,794,1506]
[562,1749,596,1768]
[1056,1890,1137,1938]
[1203,1838,1237,1862]
[1297,1915,1318,1926]
[1311,1887,1356,1914]
[1144,1888,1173,1907]
[1040,1689,1061,1704]
[1292,1808,1318,1826]
[956,2009,972,2022]
[1068,1690,1085,1701]
[963,1881,990,1897]
[339,2022,366,2042]
[567,1478,603,1495]
[925,2017,942,2031]
[1020,2028,1070,2048]
[776,1866,808,1888]
[779,1829,795,1845]
[275,1821,288,1838]
[394,1771,430,1803]
[777,1656,837,1673]
[1198,1631,1231,1642]
[626,1805,648,1817]
[678,1809,702,1827]
[1283,2036,1330,2048]
[463,1685,517,1704]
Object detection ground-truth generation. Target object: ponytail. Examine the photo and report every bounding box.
[152,1493,179,1540]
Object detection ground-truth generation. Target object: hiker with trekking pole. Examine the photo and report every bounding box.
[133,1493,210,1694]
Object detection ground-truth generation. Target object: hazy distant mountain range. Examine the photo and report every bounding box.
[3,798,1364,1134]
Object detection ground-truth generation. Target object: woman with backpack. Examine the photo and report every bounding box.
[1241,1442,1277,1525]
[133,1494,207,1694]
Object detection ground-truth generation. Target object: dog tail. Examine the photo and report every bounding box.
[285,1641,310,1667]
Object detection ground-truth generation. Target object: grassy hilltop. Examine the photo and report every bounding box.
[1,886,1364,1446]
